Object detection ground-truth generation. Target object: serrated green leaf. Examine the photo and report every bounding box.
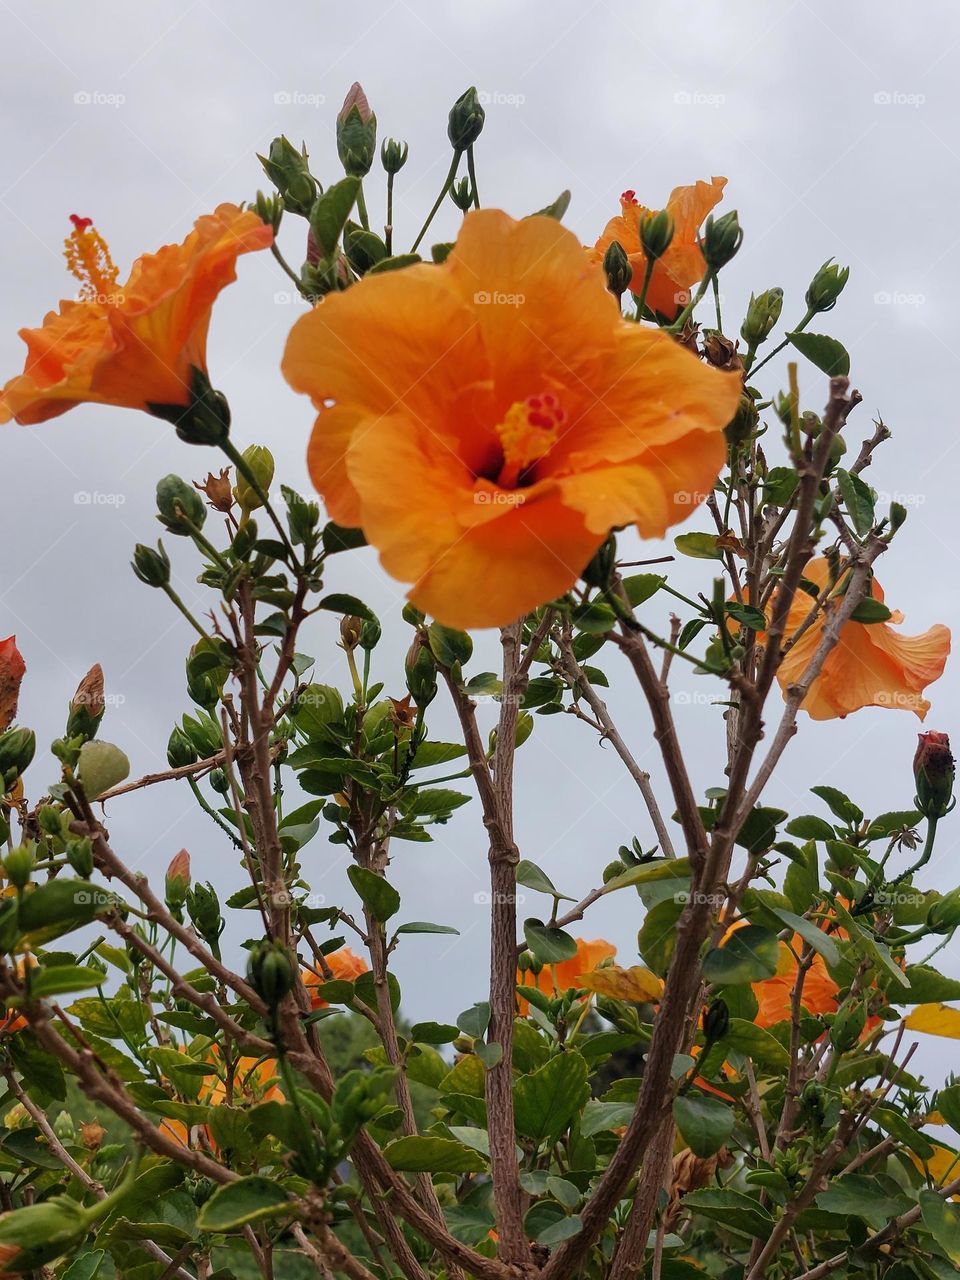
[787,331,850,376]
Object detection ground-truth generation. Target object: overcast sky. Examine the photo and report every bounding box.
[2,1,959,1076]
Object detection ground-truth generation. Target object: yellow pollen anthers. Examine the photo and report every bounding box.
[495,392,566,489]
[64,215,119,302]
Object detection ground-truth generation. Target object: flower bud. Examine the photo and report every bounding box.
[402,603,425,627]
[914,731,955,820]
[381,137,409,174]
[167,726,198,769]
[340,616,363,651]
[52,1110,75,1142]
[639,209,674,261]
[233,445,275,515]
[450,177,473,212]
[602,240,632,301]
[404,636,438,708]
[165,848,191,917]
[149,367,231,446]
[829,997,867,1052]
[724,392,759,447]
[66,664,105,741]
[889,501,908,533]
[186,881,224,948]
[253,189,283,231]
[79,1120,105,1150]
[740,287,783,348]
[0,728,35,789]
[37,805,64,838]
[927,887,960,933]
[258,135,318,217]
[581,534,617,588]
[517,950,543,976]
[702,210,743,273]
[194,468,234,514]
[132,541,170,588]
[3,845,35,889]
[805,258,849,314]
[65,836,94,877]
[702,331,742,373]
[157,474,206,536]
[359,617,381,651]
[702,996,730,1043]
[602,860,626,884]
[447,87,485,151]
[209,767,230,795]
[337,83,377,178]
[78,740,130,799]
[247,939,296,1010]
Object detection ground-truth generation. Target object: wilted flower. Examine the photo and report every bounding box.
[0,639,25,733]
[914,731,955,819]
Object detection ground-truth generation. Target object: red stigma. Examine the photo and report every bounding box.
[69,214,93,231]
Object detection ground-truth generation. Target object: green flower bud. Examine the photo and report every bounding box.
[37,805,64,838]
[359,617,381,651]
[253,189,283,231]
[165,849,191,917]
[517,949,544,976]
[602,240,632,301]
[800,1079,826,1126]
[703,996,730,1042]
[405,636,438,708]
[132,541,170,588]
[77,740,130,799]
[65,836,94,877]
[52,1110,75,1141]
[829,997,867,1052]
[639,209,674,261]
[740,287,783,347]
[66,664,105,743]
[447,87,485,151]
[258,135,318,217]
[725,393,760,447]
[186,882,223,947]
[581,534,617,589]
[402,603,425,627]
[914,732,955,820]
[927,887,960,933]
[602,860,626,884]
[247,939,296,1010]
[450,176,473,212]
[337,83,377,178]
[805,259,849,314]
[167,726,198,770]
[156,475,206,536]
[0,728,35,788]
[208,767,230,795]
[381,137,409,174]
[702,210,743,273]
[233,445,275,515]
[148,367,231,447]
[3,845,35,889]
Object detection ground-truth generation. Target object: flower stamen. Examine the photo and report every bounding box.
[495,392,566,489]
[64,214,119,303]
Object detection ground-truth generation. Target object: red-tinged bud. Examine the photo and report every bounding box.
[67,663,105,741]
[914,731,955,820]
[337,83,377,177]
[0,637,25,733]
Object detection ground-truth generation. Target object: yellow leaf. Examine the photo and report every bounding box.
[905,1003,960,1038]
[911,1142,960,1197]
[577,964,663,1004]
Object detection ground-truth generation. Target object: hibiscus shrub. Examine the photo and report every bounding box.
[0,84,959,1279]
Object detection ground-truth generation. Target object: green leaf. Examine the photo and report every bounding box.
[769,908,841,968]
[403,788,471,818]
[784,841,820,914]
[347,866,400,922]
[787,331,850,376]
[674,532,722,560]
[725,602,767,631]
[580,1100,635,1137]
[367,253,422,274]
[409,741,468,769]
[681,1188,773,1239]
[409,1021,460,1045]
[321,522,367,554]
[317,592,375,621]
[61,1251,106,1280]
[457,1002,491,1039]
[475,1041,503,1069]
[18,879,110,945]
[836,468,876,536]
[28,965,106,998]
[673,1094,734,1157]
[516,860,573,900]
[811,785,863,825]
[850,596,892,624]
[816,1176,910,1230]
[785,814,835,842]
[920,1191,960,1265]
[394,921,459,936]
[529,190,571,220]
[197,1175,291,1231]
[8,1033,65,1100]
[523,920,578,964]
[638,897,684,973]
[621,574,665,606]
[724,1018,790,1070]
[897,966,960,1005]
[537,1214,583,1247]
[513,1052,589,1143]
[602,858,691,896]
[309,176,360,258]
[428,623,473,667]
[383,1136,486,1173]
[702,927,779,986]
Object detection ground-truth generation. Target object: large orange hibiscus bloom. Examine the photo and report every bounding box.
[283,209,740,629]
[776,558,950,720]
[0,206,272,425]
[591,178,726,319]
[303,945,370,1008]
[753,939,840,1028]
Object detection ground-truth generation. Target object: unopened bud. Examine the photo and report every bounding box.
[0,728,35,789]
[381,137,409,174]
[805,259,849,314]
[233,445,275,515]
[741,287,783,348]
[258,135,318,217]
[67,664,105,741]
[3,845,35,889]
[359,617,381,651]
[914,731,955,821]
[581,534,617,589]
[602,240,632,301]
[517,950,543,976]
[450,177,473,212]
[156,475,206,536]
[340,616,363,651]
[447,87,485,151]
[405,636,438,708]
[132,542,170,588]
[725,393,759,447]
[703,997,730,1042]
[829,997,867,1052]
[65,836,94,877]
[702,210,743,273]
[186,881,224,949]
[208,767,230,795]
[247,939,296,1010]
[166,726,198,770]
[337,83,377,178]
[639,208,674,261]
[165,849,191,916]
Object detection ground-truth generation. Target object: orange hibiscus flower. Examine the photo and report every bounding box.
[283,209,741,629]
[517,937,616,1013]
[0,639,25,732]
[775,558,950,720]
[753,939,839,1028]
[161,1048,282,1149]
[0,206,272,425]
[303,945,370,1008]
[591,178,727,319]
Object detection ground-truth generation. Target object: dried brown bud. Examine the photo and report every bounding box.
[702,330,743,372]
[340,616,363,650]
[71,665,104,718]
[194,468,234,513]
[79,1120,106,1150]
[673,319,701,355]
